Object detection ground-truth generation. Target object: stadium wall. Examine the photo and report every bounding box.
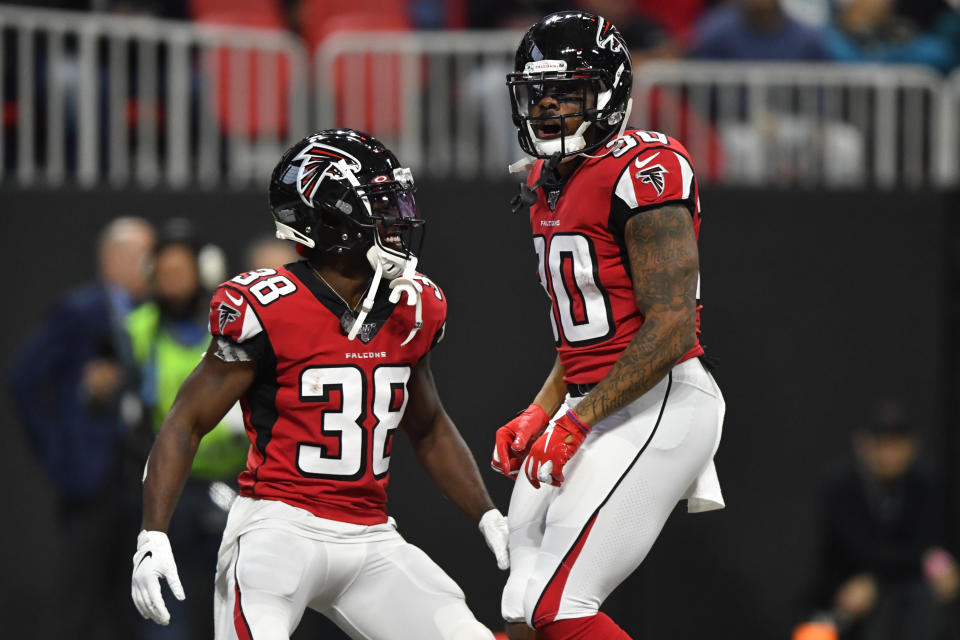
[0,184,950,638]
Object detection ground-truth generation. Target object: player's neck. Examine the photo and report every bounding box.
[554,154,584,179]
[307,256,373,310]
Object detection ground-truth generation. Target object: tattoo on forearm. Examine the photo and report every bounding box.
[576,205,698,425]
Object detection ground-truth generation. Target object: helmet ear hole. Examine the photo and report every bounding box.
[319,208,341,228]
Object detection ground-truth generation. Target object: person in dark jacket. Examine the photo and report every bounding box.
[10,216,154,639]
[809,403,958,640]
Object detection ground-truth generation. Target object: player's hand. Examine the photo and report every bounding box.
[524,409,591,489]
[491,404,550,479]
[131,530,185,625]
[478,508,510,570]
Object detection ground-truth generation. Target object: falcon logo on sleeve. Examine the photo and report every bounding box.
[634,153,668,196]
[217,302,241,334]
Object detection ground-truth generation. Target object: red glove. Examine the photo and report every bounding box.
[524,409,591,488]
[491,404,550,479]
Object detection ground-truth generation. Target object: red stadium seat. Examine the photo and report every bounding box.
[189,0,291,138]
[188,0,285,26]
[299,0,409,51]
[304,7,412,137]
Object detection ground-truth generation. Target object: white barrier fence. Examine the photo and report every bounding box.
[1,5,958,189]
[317,37,960,189]
[315,30,524,180]
[944,67,960,186]
[634,61,947,189]
[0,5,308,188]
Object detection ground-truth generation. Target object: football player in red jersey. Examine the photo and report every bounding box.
[130,129,509,640]
[490,12,726,640]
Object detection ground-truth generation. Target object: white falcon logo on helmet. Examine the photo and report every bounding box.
[293,141,362,208]
[595,17,624,53]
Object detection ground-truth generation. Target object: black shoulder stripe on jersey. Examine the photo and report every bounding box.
[530,371,673,627]
[286,261,398,342]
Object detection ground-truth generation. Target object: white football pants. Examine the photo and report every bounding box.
[213,497,493,640]
[501,357,725,628]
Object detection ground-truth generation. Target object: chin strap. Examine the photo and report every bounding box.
[347,261,384,341]
[348,246,423,344]
[510,152,562,214]
[388,257,423,346]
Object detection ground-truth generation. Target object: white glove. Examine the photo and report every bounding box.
[478,509,510,570]
[131,530,185,625]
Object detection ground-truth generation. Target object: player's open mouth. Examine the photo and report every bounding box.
[535,121,562,139]
[382,233,403,249]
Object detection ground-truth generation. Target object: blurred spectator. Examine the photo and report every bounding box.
[780,0,834,27]
[9,216,155,639]
[467,0,566,29]
[579,0,680,61]
[245,234,299,270]
[822,0,958,73]
[408,0,468,28]
[895,0,953,31]
[125,219,247,640]
[636,0,706,47]
[690,0,827,61]
[3,0,187,16]
[801,403,959,640]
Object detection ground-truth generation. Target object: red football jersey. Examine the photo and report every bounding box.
[527,129,704,385]
[208,261,446,525]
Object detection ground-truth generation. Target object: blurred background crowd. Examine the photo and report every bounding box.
[7,0,960,71]
[1,1,960,640]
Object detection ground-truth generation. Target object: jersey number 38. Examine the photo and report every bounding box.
[297,365,410,480]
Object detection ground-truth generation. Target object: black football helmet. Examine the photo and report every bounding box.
[506,11,634,159]
[269,129,423,262]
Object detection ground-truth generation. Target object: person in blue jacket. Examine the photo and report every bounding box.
[10,216,155,639]
[822,0,957,73]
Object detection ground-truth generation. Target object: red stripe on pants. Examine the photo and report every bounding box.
[532,513,598,627]
[233,581,253,640]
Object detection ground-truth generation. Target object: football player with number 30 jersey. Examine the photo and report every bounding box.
[131,129,508,640]
[490,12,726,640]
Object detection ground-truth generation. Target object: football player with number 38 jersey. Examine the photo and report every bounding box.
[490,12,726,640]
[131,129,508,640]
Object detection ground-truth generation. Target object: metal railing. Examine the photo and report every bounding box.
[633,61,948,188]
[943,67,960,186]
[0,5,308,188]
[2,5,959,189]
[315,30,525,180]
[316,35,958,188]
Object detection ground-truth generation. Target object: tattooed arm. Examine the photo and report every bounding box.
[572,204,699,426]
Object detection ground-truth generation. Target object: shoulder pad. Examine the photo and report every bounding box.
[209,282,264,343]
[610,134,696,210]
[413,272,445,304]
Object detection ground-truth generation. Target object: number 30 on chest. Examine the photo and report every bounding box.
[533,233,615,347]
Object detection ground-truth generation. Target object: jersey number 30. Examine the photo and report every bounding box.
[534,233,614,347]
[296,365,410,480]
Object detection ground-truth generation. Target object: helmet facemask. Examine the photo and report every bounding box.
[336,163,427,345]
[355,167,425,281]
[508,62,630,160]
